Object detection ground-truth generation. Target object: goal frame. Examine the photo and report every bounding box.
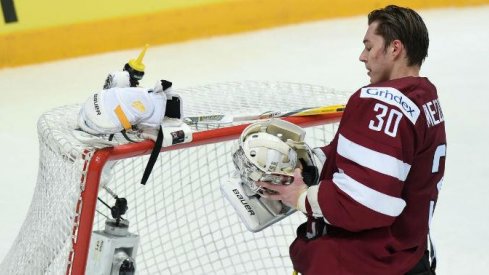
[68,113,342,275]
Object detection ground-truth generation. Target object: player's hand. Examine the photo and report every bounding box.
[256,168,308,208]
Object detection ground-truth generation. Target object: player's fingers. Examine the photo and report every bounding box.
[265,193,282,201]
[256,181,283,192]
[256,181,272,189]
[293,168,303,178]
[292,168,304,185]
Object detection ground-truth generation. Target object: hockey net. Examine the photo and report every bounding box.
[0,81,349,274]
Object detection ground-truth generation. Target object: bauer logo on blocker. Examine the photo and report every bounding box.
[93,93,102,115]
[233,189,255,216]
[361,87,420,124]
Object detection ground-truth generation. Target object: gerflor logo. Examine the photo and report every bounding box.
[361,87,420,124]
[233,189,255,215]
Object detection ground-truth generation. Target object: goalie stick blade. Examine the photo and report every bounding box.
[184,104,346,125]
[288,104,345,117]
[183,114,234,125]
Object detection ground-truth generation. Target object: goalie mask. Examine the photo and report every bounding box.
[223,119,321,232]
[232,119,318,194]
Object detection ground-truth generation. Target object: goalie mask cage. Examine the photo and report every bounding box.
[0,81,349,275]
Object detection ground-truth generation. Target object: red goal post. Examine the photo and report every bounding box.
[70,113,342,274]
[0,82,349,275]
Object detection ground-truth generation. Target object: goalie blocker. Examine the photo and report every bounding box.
[78,78,184,136]
[78,76,191,185]
[221,119,325,232]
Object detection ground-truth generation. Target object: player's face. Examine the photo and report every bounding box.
[359,21,394,84]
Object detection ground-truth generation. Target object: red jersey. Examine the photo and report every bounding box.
[291,77,446,274]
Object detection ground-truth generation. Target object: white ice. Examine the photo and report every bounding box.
[0,5,488,274]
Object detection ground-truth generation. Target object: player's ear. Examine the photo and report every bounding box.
[390,40,404,58]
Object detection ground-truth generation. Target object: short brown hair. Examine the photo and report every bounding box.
[368,5,429,67]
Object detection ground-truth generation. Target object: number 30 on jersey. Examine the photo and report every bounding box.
[368,103,403,137]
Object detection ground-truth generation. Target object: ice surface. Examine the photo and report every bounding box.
[0,5,488,274]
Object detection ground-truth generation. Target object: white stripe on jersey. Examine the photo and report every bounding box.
[337,134,411,181]
[437,176,444,192]
[332,171,406,217]
[306,185,328,220]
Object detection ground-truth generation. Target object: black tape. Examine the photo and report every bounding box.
[141,126,163,185]
[1,0,18,23]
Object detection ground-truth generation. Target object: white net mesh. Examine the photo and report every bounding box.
[0,81,350,274]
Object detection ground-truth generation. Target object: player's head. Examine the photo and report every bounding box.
[232,119,305,194]
[359,5,429,83]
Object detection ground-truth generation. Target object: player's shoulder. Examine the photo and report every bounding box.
[349,77,437,125]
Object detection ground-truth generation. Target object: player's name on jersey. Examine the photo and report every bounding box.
[422,99,445,128]
[360,87,420,124]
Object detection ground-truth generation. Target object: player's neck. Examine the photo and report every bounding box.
[389,63,420,81]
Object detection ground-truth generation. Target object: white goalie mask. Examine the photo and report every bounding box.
[232,119,308,194]
[223,118,323,232]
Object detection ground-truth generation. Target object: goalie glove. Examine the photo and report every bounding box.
[103,71,131,89]
[220,173,295,232]
[78,79,183,136]
[78,86,164,135]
